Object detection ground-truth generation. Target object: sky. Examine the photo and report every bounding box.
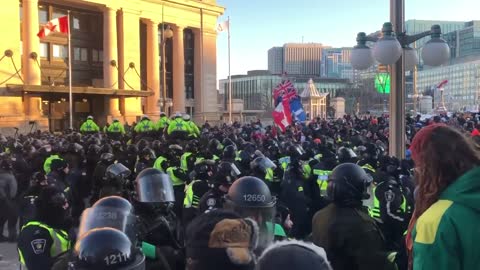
[215,0,480,84]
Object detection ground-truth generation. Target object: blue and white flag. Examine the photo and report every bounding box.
[289,97,307,122]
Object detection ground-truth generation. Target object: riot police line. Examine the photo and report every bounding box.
[2,112,473,270]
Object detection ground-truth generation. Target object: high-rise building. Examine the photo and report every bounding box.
[283,43,324,76]
[268,47,283,75]
[405,20,466,48]
[267,43,324,76]
[321,47,355,81]
[0,0,224,133]
[444,21,480,63]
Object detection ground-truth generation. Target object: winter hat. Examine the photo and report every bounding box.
[257,240,332,270]
[50,158,68,172]
[186,210,258,270]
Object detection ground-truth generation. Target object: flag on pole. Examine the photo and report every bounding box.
[290,96,307,122]
[273,80,294,105]
[273,99,292,132]
[37,16,69,38]
[437,80,449,89]
[216,20,230,33]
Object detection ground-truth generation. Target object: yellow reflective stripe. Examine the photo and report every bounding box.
[181,152,192,171]
[415,200,453,244]
[265,168,274,182]
[167,167,184,186]
[183,182,195,208]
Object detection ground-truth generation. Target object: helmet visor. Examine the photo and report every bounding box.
[78,206,137,242]
[136,173,175,203]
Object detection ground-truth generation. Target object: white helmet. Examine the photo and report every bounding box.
[183,114,191,121]
[87,115,93,120]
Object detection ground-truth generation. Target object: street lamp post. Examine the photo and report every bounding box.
[350,0,450,158]
[161,24,174,113]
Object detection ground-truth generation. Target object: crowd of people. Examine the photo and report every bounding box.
[1,111,480,270]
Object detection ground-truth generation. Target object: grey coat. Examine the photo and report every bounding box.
[0,171,17,199]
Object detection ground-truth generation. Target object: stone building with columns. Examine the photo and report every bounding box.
[0,0,223,133]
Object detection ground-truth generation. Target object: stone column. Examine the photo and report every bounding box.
[22,0,42,117]
[103,7,121,118]
[144,19,160,120]
[172,25,185,113]
[193,29,203,123]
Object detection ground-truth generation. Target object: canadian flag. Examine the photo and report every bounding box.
[272,99,292,133]
[37,16,69,38]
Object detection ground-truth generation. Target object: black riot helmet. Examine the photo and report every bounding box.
[87,144,101,157]
[250,157,277,177]
[337,147,358,164]
[225,176,275,209]
[112,141,124,153]
[70,228,145,270]
[212,161,241,186]
[327,163,373,207]
[287,144,307,161]
[100,152,116,164]
[224,176,276,251]
[192,160,216,181]
[67,143,85,157]
[135,168,175,204]
[140,147,156,160]
[79,196,136,244]
[105,163,131,182]
[208,139,223,156]
[222,145,237,160]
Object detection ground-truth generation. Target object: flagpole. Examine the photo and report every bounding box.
[228,16,232,124]
[67,11,73,130]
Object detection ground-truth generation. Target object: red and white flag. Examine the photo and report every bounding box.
[37,16,69,38]
[272,99,292,133]
[216,20,229,33]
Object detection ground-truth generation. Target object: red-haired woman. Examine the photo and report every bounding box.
[407,124,480,270]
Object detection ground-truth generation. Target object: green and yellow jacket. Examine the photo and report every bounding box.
[412,166,480,270]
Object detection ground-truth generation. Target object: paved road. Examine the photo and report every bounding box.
[0,242,19,270]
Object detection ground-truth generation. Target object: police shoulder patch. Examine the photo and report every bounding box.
[385,190,395,202]
[31,239,47,254]
[207,198,217,207]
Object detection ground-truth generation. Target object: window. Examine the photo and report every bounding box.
[73,17,80,30]
[53,44,67,60]
[40,43,49,58]
[92,49,99,62]
[38,5,48,24]
[98,50,104,62]
[52,8,67,19]
[74,47,88,61]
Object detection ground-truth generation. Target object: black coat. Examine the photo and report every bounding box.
[312,203,396,270]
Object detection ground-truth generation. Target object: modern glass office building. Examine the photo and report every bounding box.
[416,60,480,111]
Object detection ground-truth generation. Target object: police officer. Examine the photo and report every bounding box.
[106,118,126,140]
[134,168,183,270]
[43,152,63,175]
[134,115,155,140]
[183,160,215,224]
[183,114,200,138]
[311,163,397,270]
[224,176,282,253]
[19,172,49,227]
[134,148,155,176]
[281,144,311,239]
[199,161,240,213]
[91,153,116,204]
[18,186,72,270]
[167,112,189,141]
[98,163,132,200]
[166,145,188,218]
[79,116,100,134]
[69,228,145,270]
[250,155,278,194]
[155,112,170,135]
[180,141,199,173]
[47,159,70,195]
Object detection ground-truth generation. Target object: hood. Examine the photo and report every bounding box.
[440,166,480,211]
